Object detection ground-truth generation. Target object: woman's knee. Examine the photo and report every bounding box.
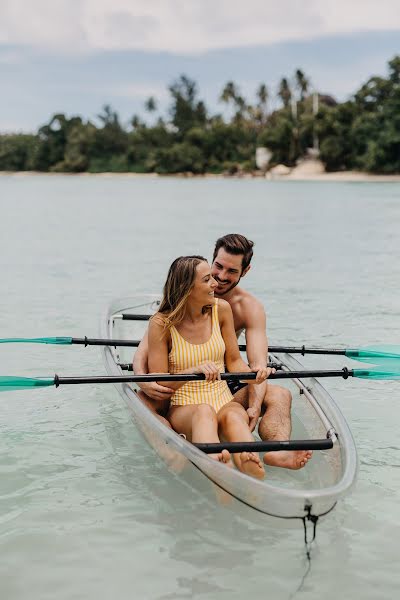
[219,404,248,428]
[192,403,217,423]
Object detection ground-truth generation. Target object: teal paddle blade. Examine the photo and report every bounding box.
[0,376,55,391]
[0,337,73,345]
[353,367,400,380]
[346,345,400,364]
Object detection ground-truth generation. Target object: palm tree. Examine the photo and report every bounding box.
[256,83,268,108]
[219,81,239,105]
[278,78,291,108]
[220,81,248,121]
[255,83,269,125]
[295,69,309,101]
[131,114,142,130]
[144,96,157,113]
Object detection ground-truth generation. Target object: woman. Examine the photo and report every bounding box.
[148,255,266,479]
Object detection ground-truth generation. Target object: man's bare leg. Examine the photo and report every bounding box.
[136,390,172,429]
[258,384,312,469]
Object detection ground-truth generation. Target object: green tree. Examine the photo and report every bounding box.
[168,75,207,137]
[0,134,38,170]
[52,122,95,172]
[317,102,357,171]
[278,78,292,108]
[294,69,309,101]
[220,81,248,121]
[88,105,128,170]
[257,109,296,165]
[144,96,157,113]
[33,114,85,171]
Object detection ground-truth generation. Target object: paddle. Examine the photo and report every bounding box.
[1,337,399,364]
[269,344,400,364]
[1,366,400,392]
[195,439,333,453]
[117,361,282,371]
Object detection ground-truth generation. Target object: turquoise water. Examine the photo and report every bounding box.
[0,174,399,599]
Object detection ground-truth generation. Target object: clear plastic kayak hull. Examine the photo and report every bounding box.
[101,296,358,520]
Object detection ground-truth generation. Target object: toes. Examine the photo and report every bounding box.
[221,449,231,463]
[241,452,261,465]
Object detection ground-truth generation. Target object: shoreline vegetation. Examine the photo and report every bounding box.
[1,57,400,178]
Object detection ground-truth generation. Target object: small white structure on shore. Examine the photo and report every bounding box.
[255,147,272,171]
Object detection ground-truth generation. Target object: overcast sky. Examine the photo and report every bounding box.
[1,0,400,132]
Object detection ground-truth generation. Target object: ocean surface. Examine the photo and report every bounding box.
[0,174,399,599]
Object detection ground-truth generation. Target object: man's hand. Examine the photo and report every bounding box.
[252,365,276,384]
[247,404,262,432]
[138,381,174,401]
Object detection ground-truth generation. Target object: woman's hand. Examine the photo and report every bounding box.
[193,361,221,382]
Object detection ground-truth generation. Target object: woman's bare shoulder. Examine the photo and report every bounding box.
[216,298,233,318]
[149,313,170,339]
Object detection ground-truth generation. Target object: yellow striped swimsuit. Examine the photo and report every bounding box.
[169,300,233,411]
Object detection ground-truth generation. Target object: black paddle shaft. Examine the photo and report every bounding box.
[71,336,248,350]
[54,369,352,386]
[71,336,347,356]
[195,438,334,453]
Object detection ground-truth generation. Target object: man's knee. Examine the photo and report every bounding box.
[266,385,292,409]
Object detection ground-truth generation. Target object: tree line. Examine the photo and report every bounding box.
[1,56,399,175]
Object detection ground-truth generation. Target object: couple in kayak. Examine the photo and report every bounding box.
[134,234,312,478]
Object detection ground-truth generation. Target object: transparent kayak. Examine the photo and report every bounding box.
[101,296,358,520]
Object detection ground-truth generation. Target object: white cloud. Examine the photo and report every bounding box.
[88,82,169,100]
[0,0,400,54]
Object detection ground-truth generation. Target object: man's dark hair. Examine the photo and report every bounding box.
[212,234,254,271]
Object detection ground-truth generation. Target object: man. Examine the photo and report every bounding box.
[133,234,311,470]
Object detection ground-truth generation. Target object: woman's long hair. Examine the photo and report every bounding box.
[156,255,208,329]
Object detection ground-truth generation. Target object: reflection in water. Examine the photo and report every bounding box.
[99,389,353,599]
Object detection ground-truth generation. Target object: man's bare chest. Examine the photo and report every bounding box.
[230,305,246,334]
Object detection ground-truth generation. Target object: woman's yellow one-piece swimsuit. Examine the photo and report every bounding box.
[169,300,233,411]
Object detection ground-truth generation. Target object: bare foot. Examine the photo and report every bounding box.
[263,450,313,470]
[210,449,232,465]
[210,449,234,505]
[237,452,265,479]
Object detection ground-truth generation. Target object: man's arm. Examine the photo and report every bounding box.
[243,300,271,431]
[243,300,268,369]
[132,329,174,401]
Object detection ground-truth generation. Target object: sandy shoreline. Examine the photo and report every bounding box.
[1,170,400,182]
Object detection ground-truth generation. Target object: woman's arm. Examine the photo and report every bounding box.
[132,330,149,374]
[147,316,182,391]
[133,329,175,400]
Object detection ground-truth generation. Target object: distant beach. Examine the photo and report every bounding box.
[1,169,400,182]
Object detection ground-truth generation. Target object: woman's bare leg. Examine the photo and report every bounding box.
[169,404,231,464]
[218,402,264,479]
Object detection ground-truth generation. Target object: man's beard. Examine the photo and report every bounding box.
[214,279,240,297]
